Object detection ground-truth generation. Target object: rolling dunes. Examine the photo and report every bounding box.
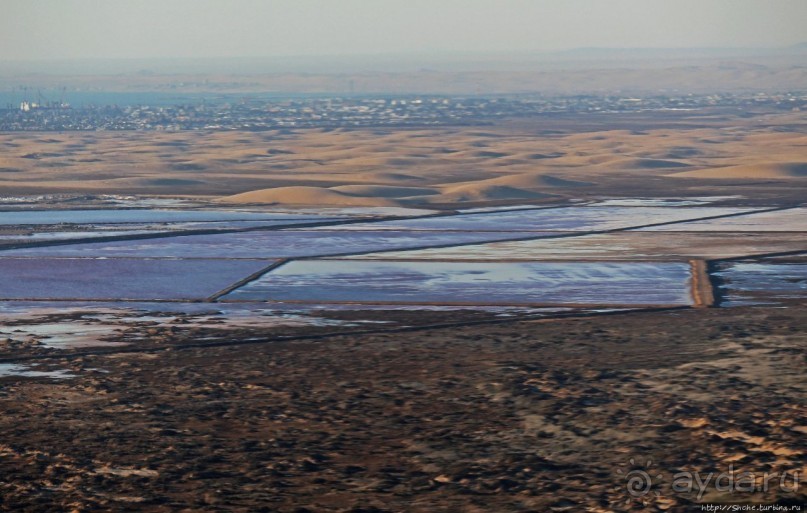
[219,186,403,207]
[1,111,805,206]
[221,172,592,206]
[670,162,807,179]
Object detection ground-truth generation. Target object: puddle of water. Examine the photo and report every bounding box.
[0,323,126,349]
[0,363,75,379]
[0,308,381,350]
[224,260,693,305]
[0,301,574,317]
[181,311,368,329]
[0,302,622,354]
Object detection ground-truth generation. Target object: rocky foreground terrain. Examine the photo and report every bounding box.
[0,305,805,512]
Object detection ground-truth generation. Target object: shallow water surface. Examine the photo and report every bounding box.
[0,363,75,379]
[0,323,127,349]
[225,260,693,305]
[0,258,273,300]
[715,261,807,305]
[350,232,807,262]
[639,208,807,232]
[321,206,751,232]
[0,209,341,225]
[1,230,545,259]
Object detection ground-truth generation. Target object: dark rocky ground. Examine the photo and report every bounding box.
[0,305,805,512]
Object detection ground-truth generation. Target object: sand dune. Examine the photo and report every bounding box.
[485,173,593,188]
[603,157,691,170]
[424,173,589,203]
[654,147,707,159]
[354,172,423,183]
[220,175,573,206]
[1,111,804,204]
[219,186,401,206]
[106,177,208,187]
[471,150,510,159]
[436,173,593,192]
[670,162,807,179]
[437,183,555,202]
[169,161,208,171]
[330,185,439,198]
[523,152,565,160]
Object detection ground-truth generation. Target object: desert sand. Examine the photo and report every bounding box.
[671,162,807,179]
[1,110,806,207]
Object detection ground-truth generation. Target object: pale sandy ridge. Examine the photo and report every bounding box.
[1,113,805,205]
[670,162,807,179]
[218,186,403,207]
[219,172,591,206]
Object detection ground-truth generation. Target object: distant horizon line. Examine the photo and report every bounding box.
[1,43,805,64]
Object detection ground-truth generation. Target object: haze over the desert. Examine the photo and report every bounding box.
[4,0,807,61]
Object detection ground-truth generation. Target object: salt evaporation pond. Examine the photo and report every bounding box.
[591,196,741,207]
[0,301,577,319]
[715,261,807,305]
[0,230,546,259]
[0,209,342,225]
[639,208,807,232]
[0,219,346,246]
[320,206,753,232]
[0,230,155,242]
[224,260,693,305]
[0,258,274,300]
[349,232,807,262]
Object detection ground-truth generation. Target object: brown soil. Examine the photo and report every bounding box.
[0,305,804,512]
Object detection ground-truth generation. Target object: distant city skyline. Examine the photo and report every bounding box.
[3,0,806,62]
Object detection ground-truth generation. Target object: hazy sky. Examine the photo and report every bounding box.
[3,0,806,61]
